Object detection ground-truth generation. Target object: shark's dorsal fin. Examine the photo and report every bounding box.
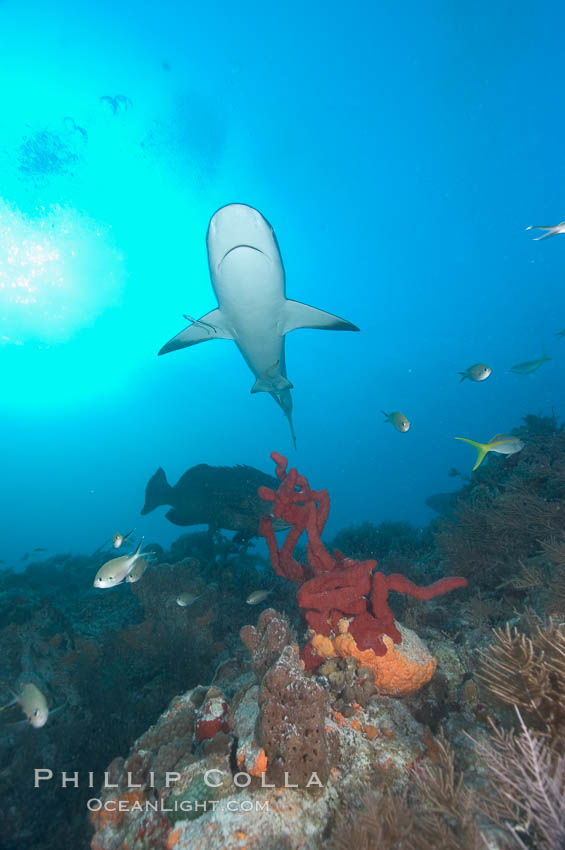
[158,309,232,355]
[280,300,360,335]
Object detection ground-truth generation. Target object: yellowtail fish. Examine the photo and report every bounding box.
[459,363,491,383]
[113,530,134,549]
[381,411,410,433]
[526,221,565,240]
[510,353,551,374]
[94,540,146,588]
[176,592,200,607]
[455,434,524,471]
[0,683,49,728]
[246,590,272,605]
[556,329,565,338]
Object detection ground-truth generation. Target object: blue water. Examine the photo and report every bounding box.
[0,0,563,565]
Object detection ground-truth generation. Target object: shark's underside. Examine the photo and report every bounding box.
[159,203,359,445]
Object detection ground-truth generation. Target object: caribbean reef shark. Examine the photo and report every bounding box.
[158,203,359,446]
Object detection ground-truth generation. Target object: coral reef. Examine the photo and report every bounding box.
[4,419,564,850]
[435,415,565,591]
[90,637,428,850]
[331,519,424,564]
[0,532,273,850]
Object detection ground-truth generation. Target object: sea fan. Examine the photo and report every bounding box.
[474,709,565,850]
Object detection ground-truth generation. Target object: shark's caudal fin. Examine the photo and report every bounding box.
[280,300,360,335]
[287,413,297,449]
[455,437,490,471]
[141,468,174,514]
[271,389,297,449]
[158,309,232,355]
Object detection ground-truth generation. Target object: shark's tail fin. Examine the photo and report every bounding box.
[141,468,173,514]
[287,412,297,449]
[454,437,490,471]
[271,389,297,449]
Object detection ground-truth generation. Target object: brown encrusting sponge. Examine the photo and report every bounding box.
[259,644,329,786]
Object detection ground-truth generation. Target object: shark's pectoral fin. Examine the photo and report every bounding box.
[280,300,360,334]
[251,375,293,393]
[158,309,232,355]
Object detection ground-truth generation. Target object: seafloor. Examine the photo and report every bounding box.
[1,413,564,850]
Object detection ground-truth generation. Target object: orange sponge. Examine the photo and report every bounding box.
[312,619,436,696]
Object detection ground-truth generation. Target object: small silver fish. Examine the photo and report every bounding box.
[0,683,49,728]
[176,592,200,607]
[125,555,150,584]
[459,363,491,383]
[246,590,272,605]
[94,540,146,588]
[113,530,134,549]
[381,411,410,433]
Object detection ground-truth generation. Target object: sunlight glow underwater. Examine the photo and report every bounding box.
[0,201,123,348]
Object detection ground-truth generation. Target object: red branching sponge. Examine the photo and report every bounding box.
[259,452,467,667]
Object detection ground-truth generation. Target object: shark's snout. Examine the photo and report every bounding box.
[208,204,277,272]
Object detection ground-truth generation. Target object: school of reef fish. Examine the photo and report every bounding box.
[2,111,565,850]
